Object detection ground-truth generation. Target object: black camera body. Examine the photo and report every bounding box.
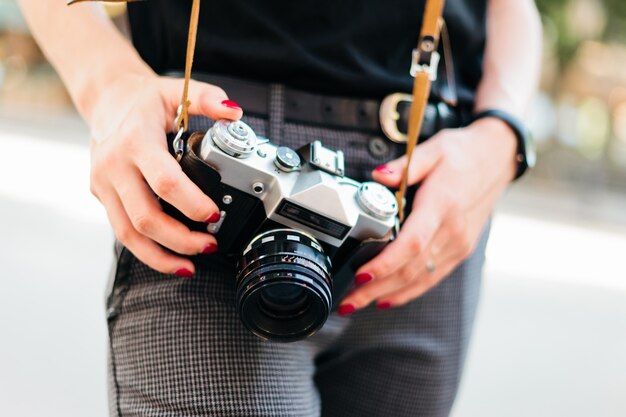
[165,120,398,342]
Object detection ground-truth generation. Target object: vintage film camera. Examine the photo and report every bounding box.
[164,120,398,342]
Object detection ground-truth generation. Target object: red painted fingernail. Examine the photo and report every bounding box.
[205,212,221,223]
[374,165,394,175]
[201,243,218,255]
[377,301,393,310]
[175,268,194,278]
[338,303,356,317]
[355,272,374,285]
[221,99,241,110]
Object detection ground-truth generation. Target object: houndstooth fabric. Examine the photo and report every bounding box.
[105,93,489,417]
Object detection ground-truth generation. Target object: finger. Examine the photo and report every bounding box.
[376,257,459,308]
[376,190,498,308]
[354,177,449,283]
[340,180,487,314]
[375,229,469,308]
[161,77,243,121]
[133,137,221,223]
[99,185,196,276]
[113,167,218,256]
[345,214,460,310]
[372,136,443,187]
[340,254,423,311]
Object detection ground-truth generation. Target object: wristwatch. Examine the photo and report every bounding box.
[472,109,536,180]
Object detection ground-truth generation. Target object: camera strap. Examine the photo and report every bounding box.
[175,0,201,134]
[396,0,446,223]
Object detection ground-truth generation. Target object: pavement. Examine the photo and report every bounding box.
[0,110,625,417]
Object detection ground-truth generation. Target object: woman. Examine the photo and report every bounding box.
[18,0,541,416]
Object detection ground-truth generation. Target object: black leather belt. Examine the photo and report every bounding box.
[164,71,469,142]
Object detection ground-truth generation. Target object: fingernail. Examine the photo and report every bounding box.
[201,243,218,255]
[338,303,356,317]
[355,272,374,285]
[205,212,221,223]
[377,301,393,310]
[175,268,194,278]
[374,165,394,175]
[221,99,241,110]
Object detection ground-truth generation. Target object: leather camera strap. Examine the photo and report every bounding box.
[396,0,446,222]
[176,0,201,132]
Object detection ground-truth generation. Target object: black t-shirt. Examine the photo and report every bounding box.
[128,0,486,106]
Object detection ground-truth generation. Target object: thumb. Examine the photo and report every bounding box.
[372,138,442,187]
[161,77,243,122]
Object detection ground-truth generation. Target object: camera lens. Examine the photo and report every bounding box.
[236,229,332,342]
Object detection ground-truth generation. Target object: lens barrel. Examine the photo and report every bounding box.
[236,229,333,342]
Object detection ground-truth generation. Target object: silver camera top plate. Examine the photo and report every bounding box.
[198,121,395,248]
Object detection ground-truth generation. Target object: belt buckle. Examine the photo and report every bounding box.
[379,93,412,144]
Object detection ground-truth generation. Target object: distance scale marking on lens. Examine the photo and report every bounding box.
[240,230,332,282]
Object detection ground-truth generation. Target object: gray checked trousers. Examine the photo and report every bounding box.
[105,86,489,417]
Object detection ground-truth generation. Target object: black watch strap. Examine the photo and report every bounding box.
[472,109,536,180]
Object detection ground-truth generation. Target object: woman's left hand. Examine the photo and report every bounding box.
[338,118,519,314]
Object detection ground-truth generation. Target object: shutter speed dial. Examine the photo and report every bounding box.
[210,120,257,158]
[274,146,301,172]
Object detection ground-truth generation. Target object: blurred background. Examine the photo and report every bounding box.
[0,1,625,416]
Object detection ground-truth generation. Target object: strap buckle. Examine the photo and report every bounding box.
[410,37,440,81]
[379,93,412,143]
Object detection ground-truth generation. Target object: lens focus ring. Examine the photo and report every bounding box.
[236,229,333,342]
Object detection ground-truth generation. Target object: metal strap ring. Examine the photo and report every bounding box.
[172,127,185,162]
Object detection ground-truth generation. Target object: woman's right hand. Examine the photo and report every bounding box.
[87,73,243,277]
